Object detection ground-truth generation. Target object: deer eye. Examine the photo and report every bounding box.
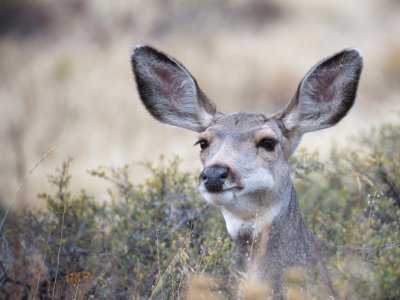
[194,139,209,150]
[258,138,277,152]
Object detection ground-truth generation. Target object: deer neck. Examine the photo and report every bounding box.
[221,178,315,271]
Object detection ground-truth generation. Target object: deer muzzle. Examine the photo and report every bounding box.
[201,165,229,193]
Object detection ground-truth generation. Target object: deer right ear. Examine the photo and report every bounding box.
[280,49,363,134]
[131,45,217,132]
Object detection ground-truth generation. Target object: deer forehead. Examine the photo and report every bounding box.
[201,112,282,142]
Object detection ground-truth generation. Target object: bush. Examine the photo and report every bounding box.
[291,121,400,299]
[0,158,236,299]
[0,121,399,299]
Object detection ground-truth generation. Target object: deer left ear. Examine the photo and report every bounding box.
[280,49,363,134]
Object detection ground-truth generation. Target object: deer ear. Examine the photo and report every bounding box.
[131,45,217,132]
[280,49,363,134]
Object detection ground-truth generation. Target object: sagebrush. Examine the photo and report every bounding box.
[0,121,399,299]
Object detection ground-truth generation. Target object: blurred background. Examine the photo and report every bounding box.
[1,0,399,208]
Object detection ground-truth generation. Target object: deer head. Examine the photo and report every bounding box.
[131,45,362,239]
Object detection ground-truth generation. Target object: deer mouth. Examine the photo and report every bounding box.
[199,185,244,194]
[198,185,245,206]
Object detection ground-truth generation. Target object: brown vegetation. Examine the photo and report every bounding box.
[1,0,400,208]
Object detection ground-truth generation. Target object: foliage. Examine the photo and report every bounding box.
[291,121,400,299]
[0,121,399,299]
[0,158,235,300]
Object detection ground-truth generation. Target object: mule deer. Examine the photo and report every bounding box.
[131,45,363,298]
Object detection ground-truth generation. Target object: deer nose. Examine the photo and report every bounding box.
[201,165,229,193]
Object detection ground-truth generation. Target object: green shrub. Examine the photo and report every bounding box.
[292,121,400,299]
[0,121,399,299]
[0,158,236,299]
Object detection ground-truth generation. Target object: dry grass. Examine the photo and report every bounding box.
[0,0,399,208]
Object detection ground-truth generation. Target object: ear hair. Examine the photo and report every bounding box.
[280,48,363,134]
[131,45,217,132]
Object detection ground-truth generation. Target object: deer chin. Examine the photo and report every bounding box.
[199,186,275,217]
[200,188,283,231]
[199,187,239,206]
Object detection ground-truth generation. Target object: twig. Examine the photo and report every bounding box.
[51,198,66,299]
[91,262,110,299]
[51,158,72,299]
[155,223,164,300]
[147,235,192,300]
[0,147,55,232]
[32,220,54,300]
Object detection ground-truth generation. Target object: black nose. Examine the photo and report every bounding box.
[201,166,229,192]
